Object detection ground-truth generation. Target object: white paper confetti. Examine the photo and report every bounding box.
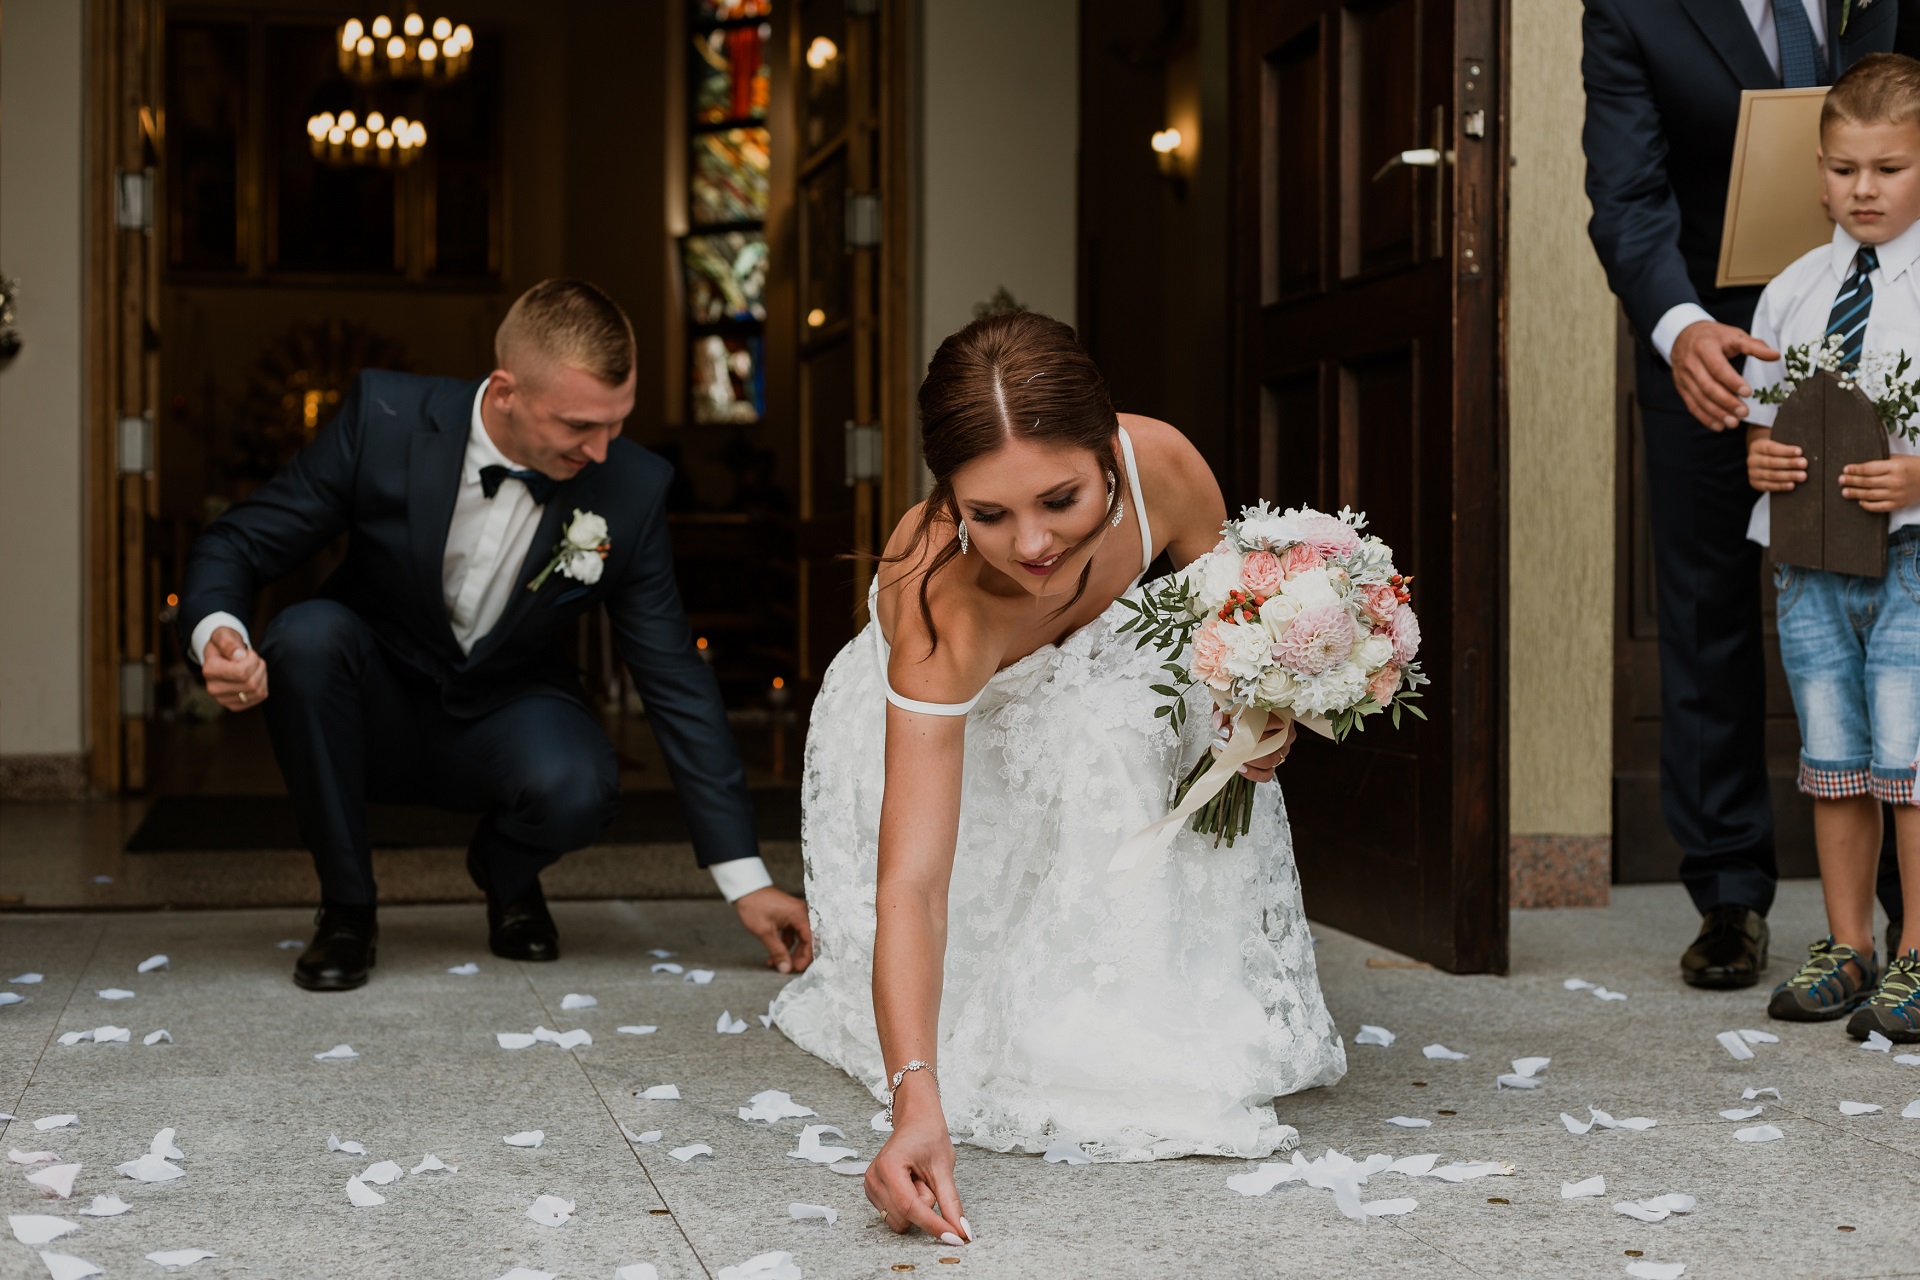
[1742,1087,1780,1100]
[9,1150,58,1166]
[360,1160,404,1185]
[136,955,169,974]
[345,1176,384,1207]
[1624,1262,1686,1280]
[1720,1106,1763,1120]
[621,1127,662,1144]
[1895,1053,1920,1064]
[496,1271,554,1280]
[143,1030,172,1046]
[1226,1163,1302,1196]
[615,1267,660,1280]
[1043,1138,1093,1165]
[789,1125,858,1165]
[1353,1025,1395,1047]
[1839,1101,1881,1115]
[90,1027,130,1044]
[716,1253,802,1280]
[546,1028,591,1050]
[669,1144,713,1162]
[56,1033,89,1047]
[686,970,716,985]
[34,1117,76,1132]
[9,1216,79,1245]
[146,1249,217,1268]
[504,1131,544,1148]
[1497,1056,1551,1088]
[738,1090,816,1123]
[28,1165,80,1198]
[37,1252,102,1280]
[618,1025,659,1036]
[1566,1107,1655,1132]
[1563,977,1596,990]
[637,1084,681,1101]
[76,1196,129,1218]
[448,963,479,976]
[716,1011,749,1034]
[1902,1099,1920,1119]
[560,993,597,1010]
[115,1154,183,1183]
[1561,1176,1606,1199]
[150,1128,184,1161]
[412,1154,456,1174]
[326,1134,367,1155]
[828,1159,870,1176]
[1422,1044,1468,1060]
[1864,1031,1893,1052]
[1363,1197,1418,1217]
[789,1202,838,1224]
[497,1032,538,1050]
[1423,1160,1513,1182]
[870,1110,893,1133]
[0,993,22,1007]
[1734,1124,1784,1143]
[1386,1154,1440,1176]
[651,963,684,975]
[10,974,43,984]
[1593,987,1629,1001]
[1614,1193,1695,1223]
[95,990,134,1001]
[526,1195,575,1227]
[275,940,303,949]
[1715,1031,1755,1061]
[313,1044,358,1061]
[1386,1117,1431,1128]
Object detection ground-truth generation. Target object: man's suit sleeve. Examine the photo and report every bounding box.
[177,372,367,653]
[606,473,761,871]
[1583,0,1704,342]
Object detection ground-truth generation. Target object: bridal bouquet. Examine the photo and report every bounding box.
[1114,503,1425,852]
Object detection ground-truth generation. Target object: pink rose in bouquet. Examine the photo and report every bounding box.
[1361,582,1400,627]
[1241,550,1286,595]
[1367,664,1402,706]
[1190,619,1234,691]
[1280,543,1323,578]
[1273,605,1356,675]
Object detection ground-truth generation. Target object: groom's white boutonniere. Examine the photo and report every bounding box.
[528,509,610,591]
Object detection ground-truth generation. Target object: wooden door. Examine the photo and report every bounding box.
[1229,0,1507,972]
[790,0,908,683]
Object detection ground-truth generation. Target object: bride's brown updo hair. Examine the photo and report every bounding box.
[890,309,1121,652]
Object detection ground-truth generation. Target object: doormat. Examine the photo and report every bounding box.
[124,788,802,853]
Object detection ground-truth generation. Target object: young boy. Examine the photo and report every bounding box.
[1746,53,1920,1041]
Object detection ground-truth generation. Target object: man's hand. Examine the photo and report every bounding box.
[734,885,814,975]
[201,626,269,712]
[1746,427,1806,493]
[1671,320,1780,431]
[1839,456,1920,513]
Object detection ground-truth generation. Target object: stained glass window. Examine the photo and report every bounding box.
[695,0,771,20]
[684,231,769,324]
[691,334,765,424]
[693,24,769,125]
[691,128,771,225]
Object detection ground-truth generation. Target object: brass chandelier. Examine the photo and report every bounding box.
[305,109,427,167]
[337,11,473,83]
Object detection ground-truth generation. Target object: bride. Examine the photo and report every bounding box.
[769,311,1345,1242]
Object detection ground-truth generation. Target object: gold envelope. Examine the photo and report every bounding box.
[1716,87,1832,289]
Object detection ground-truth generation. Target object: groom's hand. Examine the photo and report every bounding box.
[1671,320,1779,432]
[202,626,269,712]
[734,886,814,974]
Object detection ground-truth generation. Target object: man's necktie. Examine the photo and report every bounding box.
[479,464,557,504]
[1827,245,1879,370]
[1772,0,1830,88]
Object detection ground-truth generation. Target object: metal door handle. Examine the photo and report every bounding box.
[1372,148,1454,182]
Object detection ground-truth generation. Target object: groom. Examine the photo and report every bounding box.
[179,279,813,991]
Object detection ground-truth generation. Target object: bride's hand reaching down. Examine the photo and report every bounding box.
[1212,709,1298,784]
[865,1074,970,1244]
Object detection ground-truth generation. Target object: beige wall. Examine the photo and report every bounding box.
[0,0,87,759]
[1507,0,1615,840]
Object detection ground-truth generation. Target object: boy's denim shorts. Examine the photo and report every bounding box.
[1775,527,1920,805]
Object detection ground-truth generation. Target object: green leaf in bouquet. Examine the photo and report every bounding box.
[1154,705,1172,718]
[1150,684,1181,697]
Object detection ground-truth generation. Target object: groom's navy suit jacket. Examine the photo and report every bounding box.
[179,368,755,867]
[1583,0,1917,409]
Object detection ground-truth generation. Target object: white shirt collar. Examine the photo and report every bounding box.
[464,376,515,482]
[1831,217,1920,284]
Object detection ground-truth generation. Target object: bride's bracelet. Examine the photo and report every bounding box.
[883,1059,937,1125]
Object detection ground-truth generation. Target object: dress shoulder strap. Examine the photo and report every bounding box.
[869,575,982,717]
[1117,425,1154,576]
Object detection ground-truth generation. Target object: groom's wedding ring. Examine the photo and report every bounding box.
[238,691,248,705]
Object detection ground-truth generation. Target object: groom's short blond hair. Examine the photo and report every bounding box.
[496,278,637,387]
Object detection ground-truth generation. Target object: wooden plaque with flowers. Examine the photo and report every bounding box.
[1769,368,1887,578]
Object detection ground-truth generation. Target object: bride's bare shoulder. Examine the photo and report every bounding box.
[876,502,1000,704]
[1117,413,1226,542]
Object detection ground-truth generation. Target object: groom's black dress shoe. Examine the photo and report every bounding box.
[1681,904,1770,989]
[294,904,378,992]
[488,882,561,962]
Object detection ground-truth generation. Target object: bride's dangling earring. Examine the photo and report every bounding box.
[957,519,970,555]
[1108,471,1126,528]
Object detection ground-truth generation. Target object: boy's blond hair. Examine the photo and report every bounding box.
[495,278,636,387]
[1822,52,1920,137]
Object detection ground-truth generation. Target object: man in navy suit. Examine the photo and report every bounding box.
[180,279,813,991]
[1584,0,1913,987]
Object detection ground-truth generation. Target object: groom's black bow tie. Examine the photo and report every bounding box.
[479,464,557,504]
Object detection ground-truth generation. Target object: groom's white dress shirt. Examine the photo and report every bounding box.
[1649,0,1832,363]
[190,378,773,902]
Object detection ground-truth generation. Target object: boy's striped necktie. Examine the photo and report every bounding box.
[1827,246,1879,371]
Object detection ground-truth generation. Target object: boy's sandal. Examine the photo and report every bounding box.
[1767,937,1879,1022]
[1847,949,1920,1043]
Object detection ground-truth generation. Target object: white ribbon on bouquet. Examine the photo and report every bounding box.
[1106,703,1333,893]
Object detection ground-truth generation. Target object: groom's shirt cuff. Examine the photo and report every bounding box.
[710,856,774,903]
[190,611,252,666]
[1650,303,1714,365]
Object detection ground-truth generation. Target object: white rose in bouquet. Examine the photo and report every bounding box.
[1354,632,1394,673]
[1280,566,1339,611]
[563,549,605,585]
[1258,593,1303,633]
[1255,664,1298,706]
[566,510,610,549]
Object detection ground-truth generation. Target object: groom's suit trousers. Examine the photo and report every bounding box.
[260,597,619,907]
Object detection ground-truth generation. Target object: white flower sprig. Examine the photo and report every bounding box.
[1753,334,1920,442]
[528,509,610,592]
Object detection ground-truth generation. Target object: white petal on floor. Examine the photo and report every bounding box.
[738,1090,816,1123]
[345,1176,384,1207]
[637,1085,681,1101]
[789,1202,839,1224]
[151,1128,184,1160]
[1385,1154,1439,1176]
[10,974,44,984]
[1613,1117,1657,1130]
[1839,1101,1881,1115]
[503,1131,544,1148]
[275,940,302,950]
[1902,1099,1920,1119]
[9,1216,79,1245]
[1421,1044,1468,1060]
[1496,1074,1541,1090]
[37,1252,102,1280]
[549,1029,591,1050]
[526,1195,575,1227]
[412,1154,456,1174]
[313,1044,357,1061]
[1564,978,1596,990]
[1864,1031,1894,1052]
[1511,1057,1550,1077]
[870,1111,893,1133]
[1561,1176,1606,1198]
[618,1026,659,1036]
[56,1033,90,1047]
[96,990,134,1001]
[648,949,676,959]
[669,1144,713,1162]
[1363,1198,1417,1217]
[828,1160,870,1176]
[1734,1124,1784,1143]
[1719,1106,1763,1120]
[716,1011,749,1034]
[1737,1028,1779,1044]
[34,1117,77,1132]
[115,1155,183,1183]
[686,970,716,985]
[622,1126,663,1144]
[1742,1087,1780,1100]
[0,994,23,1006]
[1386,1117,1431,1128]
[90,1026,130,1044]
[28,1165,81,1198]
[497,1032,537,1050]
[10,1151,58,1166]
[651,963,684,975]
[76,1196,129,1218]
[1560,1113,1594,1135]
[1896,1053,1920,1064]
[447,963,479,976]
[1353,1025,1395,1047]
[360,1160,403,1185]
[1043,1138,1093,1165]
[143,1030,172,1046]
[1592,988,1629,1001]
[495,1270,554,1280]
[790,1125,859,1165]
[716,1251,803,1280]
[1715,1031,1754,1061]
[1421,1161,1513,1182]
[560,993,597,1010]
[326,1134,367,1155]
[1226,1163,1301,1196]
[1624,1262,1686,1280]
[145,1249,216,1268]
[136,955,169,974]
[615,1267,660,1280]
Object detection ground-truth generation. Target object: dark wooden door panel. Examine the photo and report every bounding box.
[1264,24,1327,304]
[1341,0,1423,277]
[1338,347,1419,564]
[1260,370,1325,509]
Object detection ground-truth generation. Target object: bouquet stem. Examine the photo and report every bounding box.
[1171,751,1255,848]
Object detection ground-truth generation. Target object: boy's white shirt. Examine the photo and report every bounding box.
[1743,219,1920,546]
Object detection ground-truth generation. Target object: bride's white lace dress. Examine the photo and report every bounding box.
[771,443,1345,1163]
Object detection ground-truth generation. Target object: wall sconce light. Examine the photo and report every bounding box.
[1151,126,1189,196]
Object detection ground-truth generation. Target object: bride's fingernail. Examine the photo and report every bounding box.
[960,1216,973,1240]
[940,1232,964,1246]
